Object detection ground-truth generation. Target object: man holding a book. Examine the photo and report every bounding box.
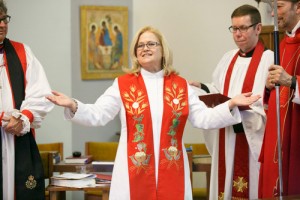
[190,5,273,200]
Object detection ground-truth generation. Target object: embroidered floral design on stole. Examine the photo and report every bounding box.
[25,175,37,189]
[122,84,152,174]
[161,83,187,169]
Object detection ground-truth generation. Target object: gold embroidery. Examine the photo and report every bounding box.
[233,176,248,193]
[25,175,37,189]
[123,84,151,174]
[218,192,224,200]
[161,146,182,169]
[162,82,187,169]
[272,46,300,163]
[165,83,187,141]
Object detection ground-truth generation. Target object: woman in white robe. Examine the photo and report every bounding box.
[47,26,261,200]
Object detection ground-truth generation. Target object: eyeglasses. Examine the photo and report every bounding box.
[228,23,258,33]
[0,15,11,24]
[136,41,160,50]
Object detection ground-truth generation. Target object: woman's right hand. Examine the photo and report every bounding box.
[46,91,77,112]
[228,92,261,110]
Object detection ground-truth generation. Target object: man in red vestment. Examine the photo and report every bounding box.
[259,0,300,198]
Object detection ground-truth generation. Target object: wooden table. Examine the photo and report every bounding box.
[49,161,114,200]
[47,184,110,200]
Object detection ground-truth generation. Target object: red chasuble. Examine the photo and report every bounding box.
[118,72,189,200]
[218,41,264,199]
[259,29,300,198]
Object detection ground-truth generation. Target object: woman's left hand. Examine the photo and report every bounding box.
[228,92,261,109]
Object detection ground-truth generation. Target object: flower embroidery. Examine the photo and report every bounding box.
[123,85,148,116]
[122,85,151,174]
[122,84,148,143]
[161,82,187,169]
[165,83,187,141]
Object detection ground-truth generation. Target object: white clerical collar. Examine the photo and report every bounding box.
[286,20,300,37]
[141,68,164,78]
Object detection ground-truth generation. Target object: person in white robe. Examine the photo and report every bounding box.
[47,26,261,200]
[190,5,273,200]
[0,2,54,199]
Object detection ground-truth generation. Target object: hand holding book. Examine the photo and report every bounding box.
[199,92,260,110]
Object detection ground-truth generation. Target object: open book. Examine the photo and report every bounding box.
[199,93,250,111]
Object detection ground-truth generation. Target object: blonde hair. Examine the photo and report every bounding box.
[123,26,178,76]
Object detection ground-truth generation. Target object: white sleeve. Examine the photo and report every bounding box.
[65,78,121,127]
[21,44,54,129]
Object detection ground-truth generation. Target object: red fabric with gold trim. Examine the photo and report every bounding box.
[219,41,264,199]
[157,74,189,199]
[259,29,300,198]
[118,73,189,200]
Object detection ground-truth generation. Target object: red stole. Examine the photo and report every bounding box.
[118,72,189,200]
[259,29,300,198]
[218,41,264,199]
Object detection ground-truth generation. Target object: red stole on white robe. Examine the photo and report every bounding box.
[118,72,189,200]
[1,39,45,200]
[218,41,264,199]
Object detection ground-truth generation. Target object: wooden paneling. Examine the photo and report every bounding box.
[260,25,285,51]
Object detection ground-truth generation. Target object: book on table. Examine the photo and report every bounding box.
[92,161,114,172]
[64,155,93,164]
[94,173,112,184]
[51,173,96,188]
[199,93,250,111]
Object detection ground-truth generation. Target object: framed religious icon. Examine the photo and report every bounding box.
[80,6,128,80]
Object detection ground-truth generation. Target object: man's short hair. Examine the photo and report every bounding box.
[231,4,261,25]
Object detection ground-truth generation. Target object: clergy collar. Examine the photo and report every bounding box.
[239,48,255,57]
[141,68,164,78]
[286,20,300,37]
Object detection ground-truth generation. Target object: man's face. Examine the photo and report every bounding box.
[273,1,300,31]
[0,12,8,43]
[231,15,261,53]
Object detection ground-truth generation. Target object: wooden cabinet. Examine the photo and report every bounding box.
[260,25,285,51]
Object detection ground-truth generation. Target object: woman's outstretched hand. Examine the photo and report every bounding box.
[228,92,261,110]
[46,91,77,112]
